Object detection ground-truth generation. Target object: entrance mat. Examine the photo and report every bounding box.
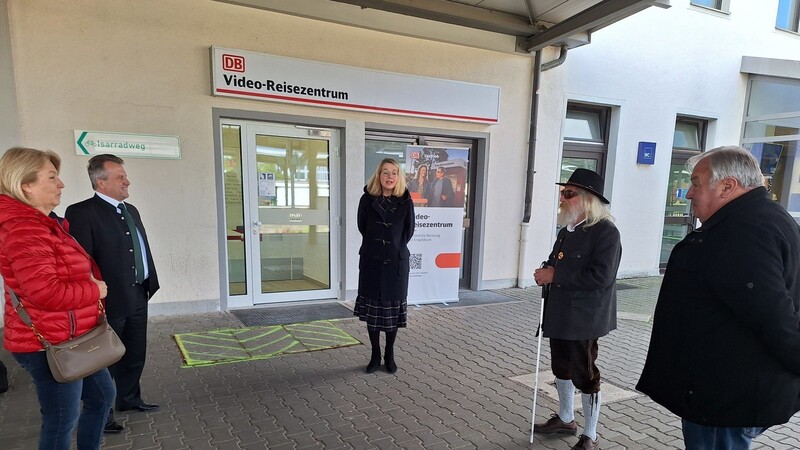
[174,320,361,367]
[231,302,354,327]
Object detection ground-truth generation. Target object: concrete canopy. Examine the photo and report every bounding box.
[216,0,669,53]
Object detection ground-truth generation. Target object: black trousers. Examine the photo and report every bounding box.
[107,285,149,410]
[550,338,600,394]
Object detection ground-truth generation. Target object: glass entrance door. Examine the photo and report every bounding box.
[223,121,339,305]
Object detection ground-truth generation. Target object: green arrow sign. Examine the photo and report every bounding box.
[74,130,181,159]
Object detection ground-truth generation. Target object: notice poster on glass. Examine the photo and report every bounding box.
[405,145,468,304]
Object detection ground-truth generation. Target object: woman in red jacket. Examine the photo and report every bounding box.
[0,147,115,450]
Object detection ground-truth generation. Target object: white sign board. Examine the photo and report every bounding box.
[407,208,463,305]
[405,145,469,305]
[211,47,500,124]
[74,130,181,159]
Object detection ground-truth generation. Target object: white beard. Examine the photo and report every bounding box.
[557,202,583,227]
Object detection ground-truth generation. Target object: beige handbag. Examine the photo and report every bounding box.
[8,287,125,383]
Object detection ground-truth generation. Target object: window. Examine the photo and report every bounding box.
[561,103,610,182]
[690,0,729,13]
[777,0,800,32]
[742,75,800,216]
[564,109,604,143]
[662,116,708,267]
[673,118,705,150]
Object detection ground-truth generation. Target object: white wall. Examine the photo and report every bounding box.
[10,0,793,309]
[6,0,534,308]
[530,0,800,278]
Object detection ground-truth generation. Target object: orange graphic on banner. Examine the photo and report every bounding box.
[435,253,461,268]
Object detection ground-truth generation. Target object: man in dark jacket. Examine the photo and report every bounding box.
[532,169,622,450]
[637,146,800,449]
[426,166,455,207]
[66,154,160,434]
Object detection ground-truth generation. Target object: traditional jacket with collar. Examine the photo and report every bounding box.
[637,187,800,427]
[356,187,415,301]
[65,194,159,318]
[542,219,622,340]
[0,195,102,352]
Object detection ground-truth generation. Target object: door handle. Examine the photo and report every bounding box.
[252,220,262,235]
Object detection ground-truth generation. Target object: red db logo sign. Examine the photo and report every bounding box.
[222,54,245,72]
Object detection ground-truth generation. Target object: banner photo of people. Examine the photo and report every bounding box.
[405,145,468,304]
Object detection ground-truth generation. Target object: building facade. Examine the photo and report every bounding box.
[1,0,798,314]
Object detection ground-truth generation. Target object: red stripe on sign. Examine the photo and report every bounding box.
[435,253,461,269]
[215,88,498,123]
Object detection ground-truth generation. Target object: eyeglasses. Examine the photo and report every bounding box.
[560,189,580,199]
[381,170,399,177]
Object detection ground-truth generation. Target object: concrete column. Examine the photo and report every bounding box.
[0,0,20,152]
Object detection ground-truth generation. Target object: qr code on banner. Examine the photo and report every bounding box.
[410,253,423,270]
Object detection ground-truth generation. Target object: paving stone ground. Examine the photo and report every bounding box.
[1,277,799,449]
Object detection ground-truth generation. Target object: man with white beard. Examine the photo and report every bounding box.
[532,168,622,450]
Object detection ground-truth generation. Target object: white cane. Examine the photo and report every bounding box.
[530,261,549,444]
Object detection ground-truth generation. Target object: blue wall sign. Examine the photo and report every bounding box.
[637,141,656,165]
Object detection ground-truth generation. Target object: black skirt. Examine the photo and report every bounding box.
[354,295,407,332]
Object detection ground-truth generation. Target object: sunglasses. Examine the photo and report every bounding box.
[560,189,580,199]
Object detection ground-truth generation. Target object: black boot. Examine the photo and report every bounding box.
[366,330,381,373]
[384,330,397,373]
[384,349,397,374]
[366,348,382,373]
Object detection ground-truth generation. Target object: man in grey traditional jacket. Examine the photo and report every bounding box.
[532,169,622,450]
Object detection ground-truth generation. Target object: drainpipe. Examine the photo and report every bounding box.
[517,46,568,288]
[542,45,568,71]
[517,50,542,288]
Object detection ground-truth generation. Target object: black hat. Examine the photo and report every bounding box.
[556,168,609,204]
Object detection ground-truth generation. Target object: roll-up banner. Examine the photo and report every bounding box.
[405,146,469,305]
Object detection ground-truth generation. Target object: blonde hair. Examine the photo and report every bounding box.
[366,158,407,196]
[577,188,615,227]
[0,147,61,205]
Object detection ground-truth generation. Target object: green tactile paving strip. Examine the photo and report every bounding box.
[174,320,362,367]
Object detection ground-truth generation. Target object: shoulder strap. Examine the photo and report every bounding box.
[5,284,52,348]
[6,284,32,326]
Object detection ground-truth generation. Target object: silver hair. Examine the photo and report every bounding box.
[686,146,764,189]
[571,188,615,227]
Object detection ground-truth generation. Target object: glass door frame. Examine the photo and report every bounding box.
[364,130,479,290]
[661,151,697,268]
[220,118,341,307]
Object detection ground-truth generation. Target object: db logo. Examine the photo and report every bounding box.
[410,151,420,159]
[222,54,245,72]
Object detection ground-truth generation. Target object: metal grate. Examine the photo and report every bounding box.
[231,303,354,327]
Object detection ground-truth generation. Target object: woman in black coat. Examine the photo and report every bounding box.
[355,158,415,374]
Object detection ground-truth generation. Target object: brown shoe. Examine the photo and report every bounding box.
[571,434,600,450]
[533,414,578,435]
